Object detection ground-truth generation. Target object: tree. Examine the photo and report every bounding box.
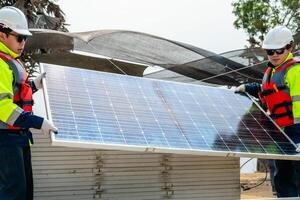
[0,0,68,76]
[232,0,300,47]
[0,0,67,31]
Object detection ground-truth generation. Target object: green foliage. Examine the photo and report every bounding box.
[0,0,67,76]
[232,0,300,47]
[0,0,67,31]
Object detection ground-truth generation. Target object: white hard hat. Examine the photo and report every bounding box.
[262,26,293,49]
[0,6,31,36]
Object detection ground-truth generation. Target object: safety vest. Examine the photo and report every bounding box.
[259,58,300,127]
[0,51,33,129]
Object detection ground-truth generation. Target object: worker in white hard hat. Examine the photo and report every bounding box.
[236,25,300,197]
[0,6,58,200]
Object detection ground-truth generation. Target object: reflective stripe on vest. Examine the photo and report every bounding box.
[292,95,300,102]
[259,58,300,127]
[0,52,33,129]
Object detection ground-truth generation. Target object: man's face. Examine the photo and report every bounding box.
[0,31,26,55]
[266,47,291,66]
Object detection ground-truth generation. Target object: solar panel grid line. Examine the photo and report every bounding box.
[207,97,250,153]
[42,64,300,160]
[48,65,184,148]
[243,108,285,154]
[62,68,86,141]
[62,70,80,141]
[172,85,212,150]
[197,86,292,155]
[249,93,297,148]
[82,73,104,143]
[152,81,192,149]
[196,88,234,152]
[198,87,241,152]
[106,72,146,145]
[223,94,278,154]
[185,87,221,151]
[106,76,145,145]
[90,73,119,143]
[145,82,188,148]
[54,66,264,151]
[221,96,266,152]
[75,74,95,139]
[132,78,171,147]
[119,77,150,146]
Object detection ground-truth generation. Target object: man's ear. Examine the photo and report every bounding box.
[0,32,6,42]
[286,42,294,52]
[287,47,293,53]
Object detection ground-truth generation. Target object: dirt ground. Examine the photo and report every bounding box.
[241,173,274,199]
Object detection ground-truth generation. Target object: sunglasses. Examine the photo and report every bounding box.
[265,48,286,56]
[8,32,28,43]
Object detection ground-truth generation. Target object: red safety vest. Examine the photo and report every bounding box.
[0,51,33,129]
[259,58,300,127]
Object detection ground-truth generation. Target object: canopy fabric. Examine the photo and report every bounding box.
[25,29,300,86]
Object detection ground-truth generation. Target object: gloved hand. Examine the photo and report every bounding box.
[33,72,46,90]
[41,118,58,135]
[234,84,246,93]
[296,143,300,153]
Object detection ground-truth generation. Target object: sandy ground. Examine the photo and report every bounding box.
[241,173,274,199]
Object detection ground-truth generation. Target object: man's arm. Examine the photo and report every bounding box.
[235,82,261,98]
[0,63,56,133]
[286,64,300,124]
[0,62,43,128]
[244,82,261,98]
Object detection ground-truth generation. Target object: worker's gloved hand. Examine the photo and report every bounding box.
[33,72,46,90]
[41,118,58,135]
[234,84,246,93]
[296,144,300,153]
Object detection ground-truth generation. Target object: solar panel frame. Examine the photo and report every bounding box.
[41,63,300,160]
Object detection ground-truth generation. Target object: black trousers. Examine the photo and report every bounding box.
[274,160,300,197]
[274,124,300,197]
[0,146,33,200]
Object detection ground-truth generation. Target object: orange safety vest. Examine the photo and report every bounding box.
[0,51,33,129]
[259,58,300,127]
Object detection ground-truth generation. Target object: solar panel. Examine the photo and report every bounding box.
[42,63,300,160]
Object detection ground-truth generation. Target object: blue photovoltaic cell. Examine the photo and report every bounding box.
[43,64,298,158]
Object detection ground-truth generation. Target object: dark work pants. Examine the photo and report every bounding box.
[267,159,276,194]
[274,160,300,197]
[274,124,300,197]
[0,146,33,200]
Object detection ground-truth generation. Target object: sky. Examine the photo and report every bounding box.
[58,0,248,54]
